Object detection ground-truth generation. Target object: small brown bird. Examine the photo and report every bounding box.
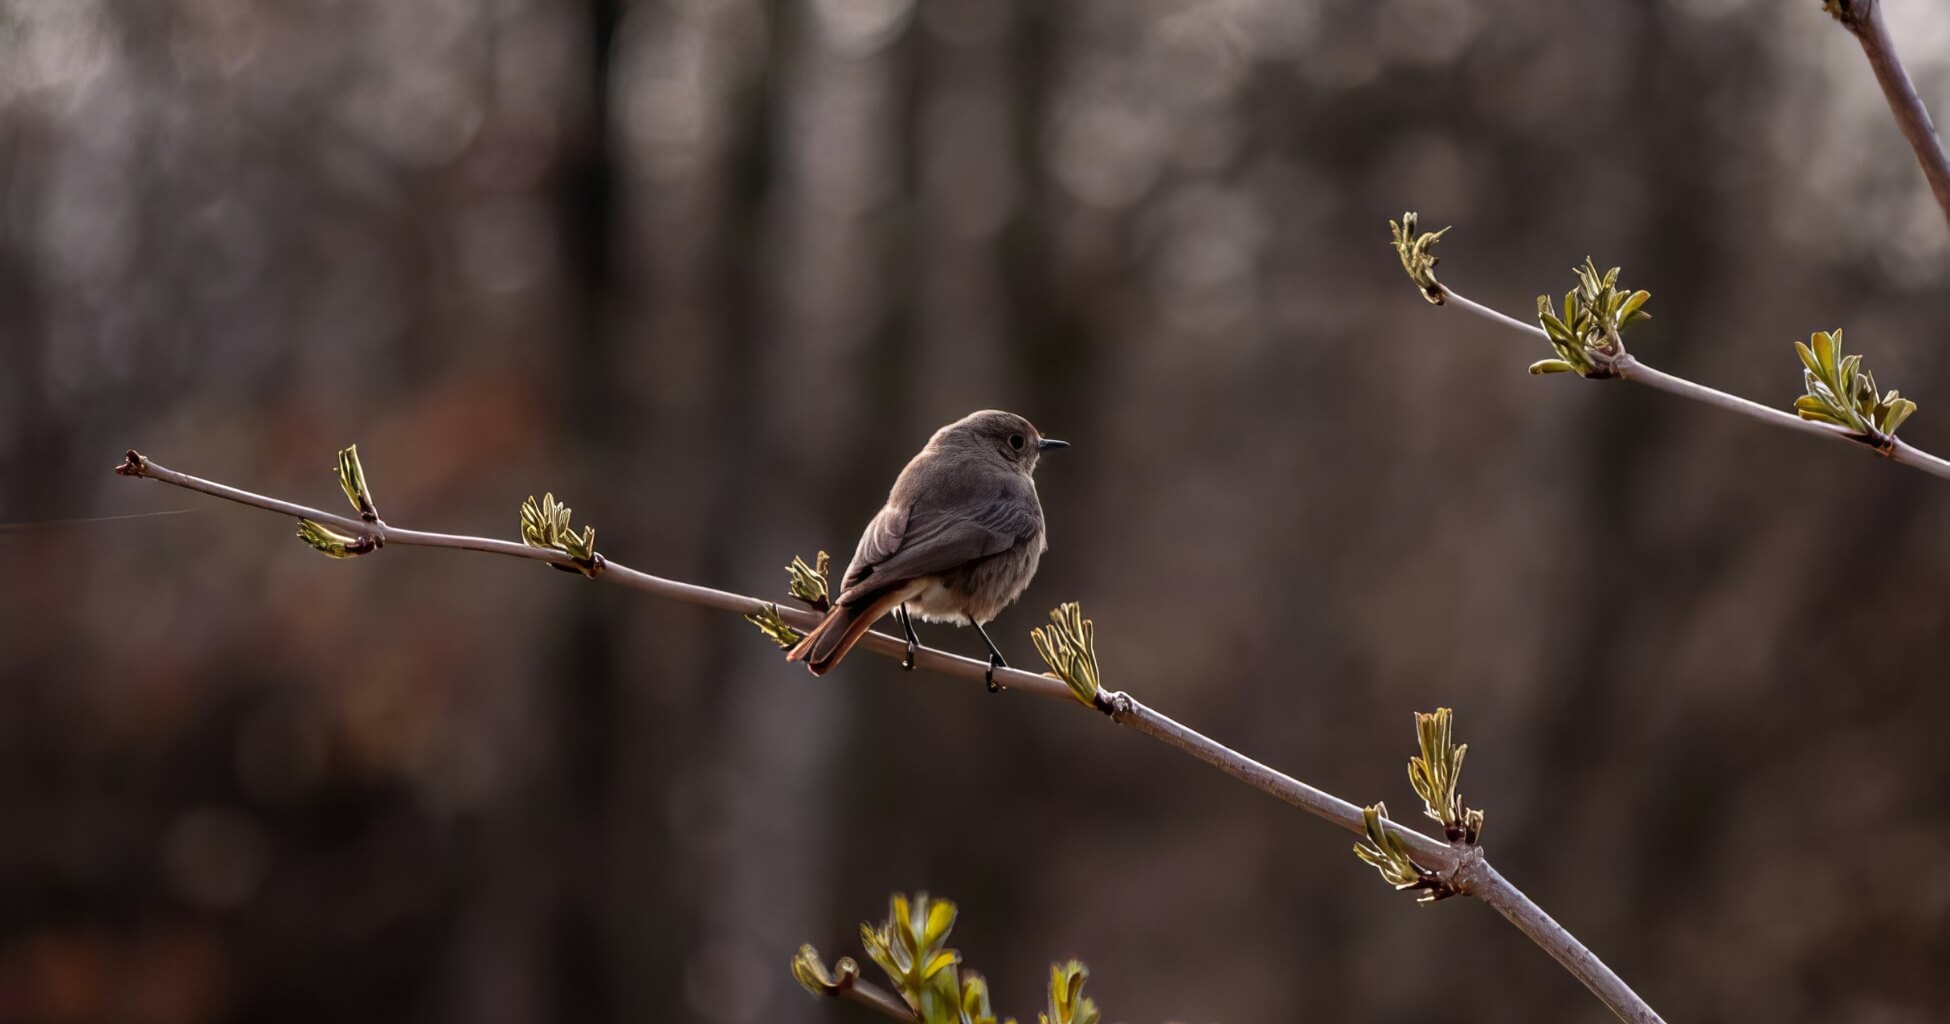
[786,410,1067,688]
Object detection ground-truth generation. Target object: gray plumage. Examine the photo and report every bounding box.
[786,410,1065,675]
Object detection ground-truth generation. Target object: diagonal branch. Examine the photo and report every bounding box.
[835,979,918,1021]
[114,447,1664,1024]
[1439,286,1950,480]
[1828,0,1950,229]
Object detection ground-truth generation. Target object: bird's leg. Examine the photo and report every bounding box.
[972,621,1007,693]
[896,604,919,671]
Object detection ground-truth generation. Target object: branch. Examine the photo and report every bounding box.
[836,983,918,1022]
[1828,0,1950,229]
[114,447,1664,1024]
[1471,865,1656,1023]
[1390,213,1950,480]
[1440,285,1950,480]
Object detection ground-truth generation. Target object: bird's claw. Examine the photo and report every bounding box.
[896,605,919,672]
[985,654,1004,693]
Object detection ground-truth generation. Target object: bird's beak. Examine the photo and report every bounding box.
[1036,438,1070,451]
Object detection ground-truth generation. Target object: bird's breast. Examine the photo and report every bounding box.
[908,533,1045,626]
[907,577,974,625]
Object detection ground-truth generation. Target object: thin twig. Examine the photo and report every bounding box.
[836,979,918,1021]
[1442,288,1545,339]
[1439,286,1950,481]
[114,448,1664,1024]
[1833,0,1950,229]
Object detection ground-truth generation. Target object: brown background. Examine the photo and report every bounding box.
[4,0,1950,1021]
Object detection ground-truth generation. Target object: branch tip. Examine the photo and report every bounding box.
[791,944,861,997]
[116,449,148,477]
[1389,212,1450,305]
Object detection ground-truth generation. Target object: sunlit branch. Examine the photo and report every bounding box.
[1439,285,1950,481]
[115,447,1664,1024]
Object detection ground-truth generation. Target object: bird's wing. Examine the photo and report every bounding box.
[836,489,1040,605]
[840,504,908,594]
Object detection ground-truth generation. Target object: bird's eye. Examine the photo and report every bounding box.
[1008,433,1026,451]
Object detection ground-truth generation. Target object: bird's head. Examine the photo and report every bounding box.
[933,409,1068,474]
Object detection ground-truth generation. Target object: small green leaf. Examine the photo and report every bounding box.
[1813,330,1837,374]
[921,899,957,950]
[922,950,960,982]
[295,518,370,559]
[1618,290,1652,324]
[1794,341,1822,378]
[335,444,377,521]
[1883,397,1917,434]
[1528,359,1577,375]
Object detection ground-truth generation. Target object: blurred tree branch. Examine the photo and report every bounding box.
[1389,217,1950,481]
[1825,0,1950,228]
[114,446,1665,1024]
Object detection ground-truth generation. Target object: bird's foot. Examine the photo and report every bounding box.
[896,606,918,671]
[972,621,1008,692]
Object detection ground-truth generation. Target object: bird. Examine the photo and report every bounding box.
[786,409,1067,690]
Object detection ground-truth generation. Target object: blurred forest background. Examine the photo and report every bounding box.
[5,0,1950,1021]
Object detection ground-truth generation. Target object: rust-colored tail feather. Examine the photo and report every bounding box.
[785,591,903,675]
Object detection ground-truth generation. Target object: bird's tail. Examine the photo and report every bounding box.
[785,591,904,675]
